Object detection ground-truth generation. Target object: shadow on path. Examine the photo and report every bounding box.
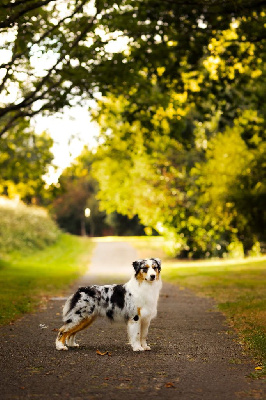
[0,240,264,399]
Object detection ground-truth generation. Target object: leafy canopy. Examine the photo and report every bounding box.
[0,0,264,136]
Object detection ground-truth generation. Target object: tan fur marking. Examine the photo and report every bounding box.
[137,307,141,316]
[57,316,97,345]
[136,270,146,282]
[155,269,160,280]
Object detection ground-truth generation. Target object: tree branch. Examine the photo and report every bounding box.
[0,0,56,29]
[0,13,97,117]
[0,1,102,137]
[0,0,35,9]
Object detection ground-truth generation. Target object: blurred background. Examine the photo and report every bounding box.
[0,0,265,259]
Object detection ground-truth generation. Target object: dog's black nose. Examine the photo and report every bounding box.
[150,275,155,280]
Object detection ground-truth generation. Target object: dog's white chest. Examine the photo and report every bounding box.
[126,278,162,318]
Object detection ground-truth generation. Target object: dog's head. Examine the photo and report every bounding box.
[132,258,161,282]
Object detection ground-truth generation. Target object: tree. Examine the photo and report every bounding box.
[51,147,105,235]
[0,118,54,202]
[91,14,266,257]
[1,0,265,255]
[0,0,264,137]
[51,145,146,236]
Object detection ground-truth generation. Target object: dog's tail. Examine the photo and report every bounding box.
[62,294,74,321]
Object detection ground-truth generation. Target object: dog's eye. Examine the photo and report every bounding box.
[142,267,148,273]
[152,265,157,270]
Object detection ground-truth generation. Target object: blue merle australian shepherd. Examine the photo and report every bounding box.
[56,258,162,352]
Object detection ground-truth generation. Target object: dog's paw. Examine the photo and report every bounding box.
[143,345,151,351]
[56,344,68,351]
[68,343,79,348]
[132,345,144,352]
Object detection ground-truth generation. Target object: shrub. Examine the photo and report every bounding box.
[0,197,60,253]
[225,240,245,259]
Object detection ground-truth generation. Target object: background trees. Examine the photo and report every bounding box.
[0,0,265,257]
[89,7,265,257]
[1,1,264,137]
[51,147,146,236]
[0,118,54,202]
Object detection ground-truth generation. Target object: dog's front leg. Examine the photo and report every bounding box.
[127,318,144,351]
[140,318,151,350]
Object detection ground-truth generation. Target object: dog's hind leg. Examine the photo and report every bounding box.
[66,333,78,348]
[56,326,70,350]
[56,316,97,350]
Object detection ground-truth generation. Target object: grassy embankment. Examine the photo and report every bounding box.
[0,198,94,326]
[128,236,266,377]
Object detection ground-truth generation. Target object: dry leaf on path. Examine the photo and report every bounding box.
[165,382,175,388]
[96,349,111,356]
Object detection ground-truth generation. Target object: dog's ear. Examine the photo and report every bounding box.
[152,258,161,271]
[132,260,142,274]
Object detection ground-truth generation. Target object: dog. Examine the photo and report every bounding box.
[55,258,162,352]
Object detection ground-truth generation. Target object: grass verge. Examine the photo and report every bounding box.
[163,258,266,378]
[0,234,94,326]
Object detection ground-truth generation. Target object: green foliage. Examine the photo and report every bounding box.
[195,111,266,254]
[90,14,266,258]
[51,147,108,236]
[0,234,94,325]
[105,213,145,236]
[0,197,60,253]
[226,241,245,259]
[0,1,265,257]
[92,91,265,257]
[0,118,54,202]
[0,1,264,136]
[51,146,146,236]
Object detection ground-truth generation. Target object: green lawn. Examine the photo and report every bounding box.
[163,258,266,377]
[0,234,94,326]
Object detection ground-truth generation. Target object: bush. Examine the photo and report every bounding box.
[225,240,244,259]
[248,242,262,257]
[0,197,60,253]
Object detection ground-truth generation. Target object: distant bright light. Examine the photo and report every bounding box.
[198,19,207,29]
[231,20,240,29]
[85,208,91,217]
[156,222,165,233]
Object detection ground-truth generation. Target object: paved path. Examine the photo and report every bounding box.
[0,241,264,399]
[84,240,138,279]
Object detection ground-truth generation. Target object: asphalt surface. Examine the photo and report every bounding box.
[0,241,265,399]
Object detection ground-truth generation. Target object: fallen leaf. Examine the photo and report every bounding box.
[165,382,175,388]
[52,328,59,332]
[96,349,111,356]
[255,366,262,370]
